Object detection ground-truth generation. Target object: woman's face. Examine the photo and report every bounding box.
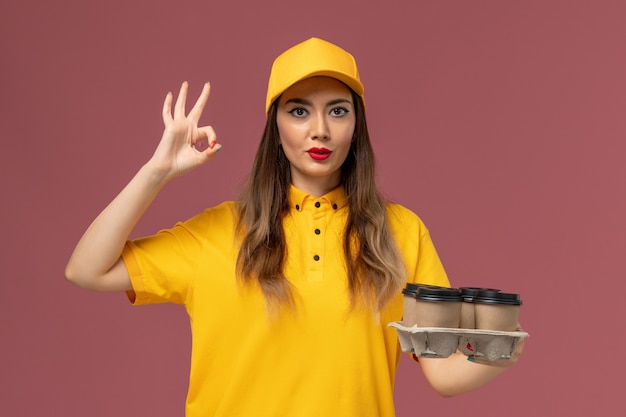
[276,76,356,197]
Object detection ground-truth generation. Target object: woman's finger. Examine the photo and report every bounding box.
[193,125,218,151]
[188,82,211,123]
[162,91,173,124]
[174,81,189,119]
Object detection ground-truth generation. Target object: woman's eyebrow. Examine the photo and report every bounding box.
[326,98,352,107]
[283,97,353,106]
[284,98,312,106]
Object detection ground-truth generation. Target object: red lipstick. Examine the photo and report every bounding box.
[307,147,332,161]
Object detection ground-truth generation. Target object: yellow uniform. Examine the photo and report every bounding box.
[122,185,449,416]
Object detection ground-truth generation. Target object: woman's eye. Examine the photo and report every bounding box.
[289,108,307,117]
[331,107,348,117]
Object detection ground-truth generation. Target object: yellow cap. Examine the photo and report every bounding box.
[265,37,364,115]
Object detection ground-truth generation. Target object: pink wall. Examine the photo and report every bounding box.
[2,0,625,415]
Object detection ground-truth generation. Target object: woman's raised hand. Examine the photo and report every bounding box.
[65,82,221,291]
[148,81,222,181]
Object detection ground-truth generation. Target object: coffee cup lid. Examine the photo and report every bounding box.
[473,290,522,306]
[415,286,462,302]
[402,283,435,296]
[402,283,421,296]
[460,287,501,302]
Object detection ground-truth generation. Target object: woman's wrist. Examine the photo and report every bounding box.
[139,159,175,189]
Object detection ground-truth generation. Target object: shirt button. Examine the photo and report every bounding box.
[314,229,321,235]
[295,204,300,210]
[332,203,338,210]
[313,255,320,261]
[315,202,321,208]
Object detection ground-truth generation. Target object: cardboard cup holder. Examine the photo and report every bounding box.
[388,321,529,361]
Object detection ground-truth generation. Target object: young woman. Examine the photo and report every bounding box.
[66,37,523,417]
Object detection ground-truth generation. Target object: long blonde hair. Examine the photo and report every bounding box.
[236,91,406,311]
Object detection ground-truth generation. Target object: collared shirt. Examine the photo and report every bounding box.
[122,185,448,417]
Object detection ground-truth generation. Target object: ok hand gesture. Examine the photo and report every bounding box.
[148,81,222,181]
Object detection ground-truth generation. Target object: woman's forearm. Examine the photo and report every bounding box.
[65,163,168,290]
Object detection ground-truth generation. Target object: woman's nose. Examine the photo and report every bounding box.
[310,113,330,140]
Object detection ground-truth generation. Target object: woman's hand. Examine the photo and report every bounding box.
[147,81,222,181]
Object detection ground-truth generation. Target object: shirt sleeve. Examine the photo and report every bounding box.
[121,202,236,306]
[121,219,203,305]
[386,204,450,288]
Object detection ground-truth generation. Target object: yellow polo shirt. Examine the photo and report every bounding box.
[122,185,449,417]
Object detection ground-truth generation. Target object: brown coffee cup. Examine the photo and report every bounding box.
[402,283,425,326]
[459,287,501,329]
[414,286,462,328]
[473,290,522,331]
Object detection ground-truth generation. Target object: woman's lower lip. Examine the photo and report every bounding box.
[307,151,332,161]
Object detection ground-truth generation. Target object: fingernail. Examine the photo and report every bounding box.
[216,145,222,153]
[467,356,475,362]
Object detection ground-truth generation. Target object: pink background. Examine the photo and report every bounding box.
[2,0,625,415]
